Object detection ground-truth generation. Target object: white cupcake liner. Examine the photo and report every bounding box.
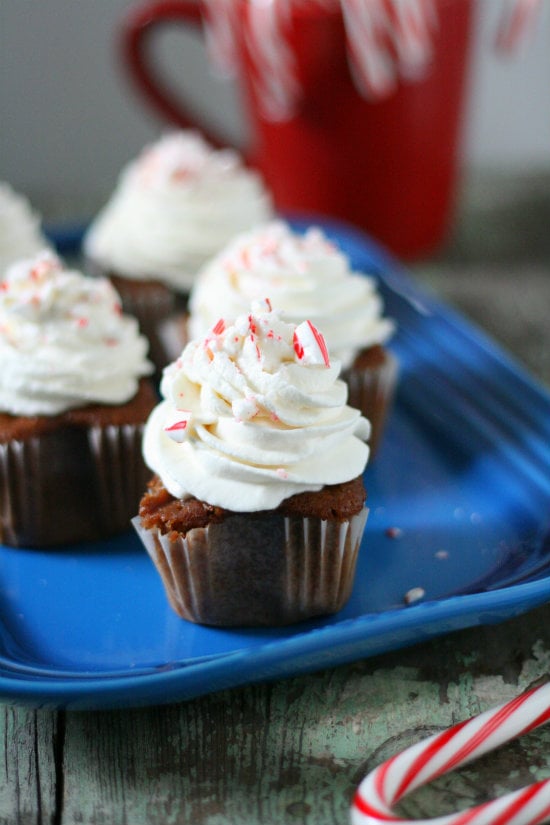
[0,422,148,547]
[133,507,368,627]
[343,349,398,456]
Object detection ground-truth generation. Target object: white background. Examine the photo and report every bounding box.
[1,0,550,221]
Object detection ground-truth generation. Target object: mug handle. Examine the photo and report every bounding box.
[120,0,228,148]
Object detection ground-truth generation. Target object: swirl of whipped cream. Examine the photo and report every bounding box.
[83,131,273,291]
[143,300,370,511]
[189,221,395,369]
[0,183,51,275]
[0,251,153,416]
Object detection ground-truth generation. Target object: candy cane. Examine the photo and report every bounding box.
[495,0,542,54]
[243,0,302,122]
[341,0,398,99]
[203,0,542,117]
[341,0,436,99]
[202,0,241,79]
[386,0,437,80]
[351,681,550,825]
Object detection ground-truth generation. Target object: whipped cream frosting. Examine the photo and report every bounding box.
[0,183,51,275]
[189,221,395,369]
[0,251,153,416]
[83,131,273,291]
[143,301,370,511]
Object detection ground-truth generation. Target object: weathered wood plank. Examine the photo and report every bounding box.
[0,706,59,825]
[59,604,550,825]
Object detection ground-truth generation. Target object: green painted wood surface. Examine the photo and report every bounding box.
[0,708,59,825]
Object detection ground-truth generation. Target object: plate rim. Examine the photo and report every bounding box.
[2,578,550,706]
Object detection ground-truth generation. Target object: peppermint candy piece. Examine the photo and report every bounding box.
[293,320,330,367]
[232,395,259,422]
[163,410,192,443]
[251,297,272,314]
[210,318,226,336]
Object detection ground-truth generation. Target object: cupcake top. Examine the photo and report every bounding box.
[143,300,370,511]
[0,183,51,275]
[189,221,395,369]
[83,131,273,292]
[0,250,153,417]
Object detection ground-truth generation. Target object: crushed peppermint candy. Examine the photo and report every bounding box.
[293,320,330,366]
[404,587,426,605]
[163,410,192,443]
[211,318,226,336]
[249,298,272,315]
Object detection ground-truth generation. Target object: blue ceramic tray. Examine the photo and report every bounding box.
[1,218,549,710]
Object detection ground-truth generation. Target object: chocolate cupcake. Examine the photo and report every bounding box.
[187,221,397,454]
[133,301,370,626]
[83,131,273,371]
[0,251,155,547]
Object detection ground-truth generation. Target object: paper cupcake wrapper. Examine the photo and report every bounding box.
[133,507,368,627]
[87,422,150,533]
[157,313,189,366]
[115,278,177,326]
[0,422,148,547]
[113,279,180,375]
[343,349,398,456]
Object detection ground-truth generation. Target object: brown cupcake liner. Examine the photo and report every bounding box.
[87,262,189,375]
[343,348,398,457]
[87,423,151,534]
[157,313,190,366]
[132,507,368,627]
[113,277,177,325]
[0,422,149,548]
[111,277,181,376]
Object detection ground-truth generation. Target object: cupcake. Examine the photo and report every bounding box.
[133,300,370,627]
[187,221,397,454]
[0,182,51,273]
[83,131,273,371]
[0,251,156,547]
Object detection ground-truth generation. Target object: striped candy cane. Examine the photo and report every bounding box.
[202,0,542,116]
[352,681,550,825]
[495,0,542,54]
[244,0,302,122]
[341,0,436,99]
[202,0,241,79]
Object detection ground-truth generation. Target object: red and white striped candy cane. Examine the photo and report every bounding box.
[352,681,550,825]
[341,0,436,99]
[202,0,241,79]
[495,0,542,54]
[202,0,542,116]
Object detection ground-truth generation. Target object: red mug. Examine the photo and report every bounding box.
[120,0,473,260]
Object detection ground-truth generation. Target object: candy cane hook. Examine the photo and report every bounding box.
[352,681,550,825]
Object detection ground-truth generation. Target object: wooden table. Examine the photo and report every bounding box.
[2,253,550,825]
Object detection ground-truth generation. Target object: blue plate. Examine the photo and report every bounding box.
[2,218,550,710]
